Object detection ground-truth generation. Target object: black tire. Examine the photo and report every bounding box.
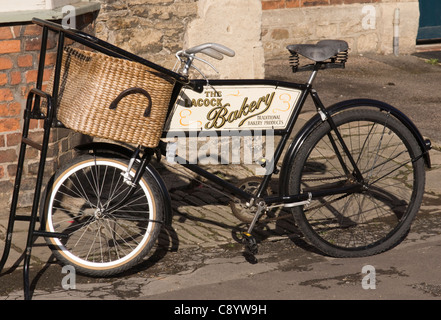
[41,155,163,276]
[287,108,425,257]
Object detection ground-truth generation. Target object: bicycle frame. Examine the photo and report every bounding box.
[158,69,364,210]
[24,18,424,215]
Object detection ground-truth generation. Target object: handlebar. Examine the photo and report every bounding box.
[175,43,235,78]
[184,43,235,60]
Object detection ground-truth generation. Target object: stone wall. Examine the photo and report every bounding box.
[95,0,198,70]
[94,0,264,79]
[184,0,265,79]
[96,0,420,78]
[261,0,420,61]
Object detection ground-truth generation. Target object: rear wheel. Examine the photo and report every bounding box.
[41,155,163,276]
[287,108,425,257]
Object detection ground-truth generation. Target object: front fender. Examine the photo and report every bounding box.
[279,99,431,195]
[74,142,173,226]
[75,142,136,158]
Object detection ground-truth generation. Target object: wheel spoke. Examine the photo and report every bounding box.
[289,109,424,257]
[43,156,161,275]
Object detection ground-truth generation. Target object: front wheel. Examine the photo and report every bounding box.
[41,155,164,276]
[287,108,425,257]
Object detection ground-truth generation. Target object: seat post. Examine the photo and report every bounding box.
[306,63,321,86]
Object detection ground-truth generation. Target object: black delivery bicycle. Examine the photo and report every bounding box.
[0,19,432,293]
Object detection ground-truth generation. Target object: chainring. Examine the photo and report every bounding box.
[229,177,272,223]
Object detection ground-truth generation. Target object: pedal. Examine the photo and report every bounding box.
[256,157,267,168]
[241,232,258,255]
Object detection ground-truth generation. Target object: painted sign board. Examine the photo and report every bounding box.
[164,85,302,132]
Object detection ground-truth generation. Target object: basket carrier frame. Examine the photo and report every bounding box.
[0,18,188,300]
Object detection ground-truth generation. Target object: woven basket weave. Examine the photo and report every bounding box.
[44,47,175,148]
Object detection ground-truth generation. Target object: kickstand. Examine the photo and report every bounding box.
[242,232,258,264]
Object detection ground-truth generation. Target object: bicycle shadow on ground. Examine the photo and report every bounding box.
[130,165,324,273]
[0,166,321,298]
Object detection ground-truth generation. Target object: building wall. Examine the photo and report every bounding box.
[94,0,264,79]
[184,0,265,79]
[95,0,419,78]
[0,12,97,208]
[261,0,420,61]
[0,0,421,209]
[95,0,198,70]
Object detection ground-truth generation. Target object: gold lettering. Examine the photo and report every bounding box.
[205,90,222,97]
[187,97,224,107]
[249,101,257,112]
[203,92,276,129]
[227,109,239,123]
[239,92,275,127]
[205,105,229,129]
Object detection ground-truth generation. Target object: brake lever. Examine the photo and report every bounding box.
[190,54,219,74]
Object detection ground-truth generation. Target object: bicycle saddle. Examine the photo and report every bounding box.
[287,40,348,62]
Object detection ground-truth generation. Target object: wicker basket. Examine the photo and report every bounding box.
[43,47,175,148]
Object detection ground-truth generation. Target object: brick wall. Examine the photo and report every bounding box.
[0,13,96,209]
